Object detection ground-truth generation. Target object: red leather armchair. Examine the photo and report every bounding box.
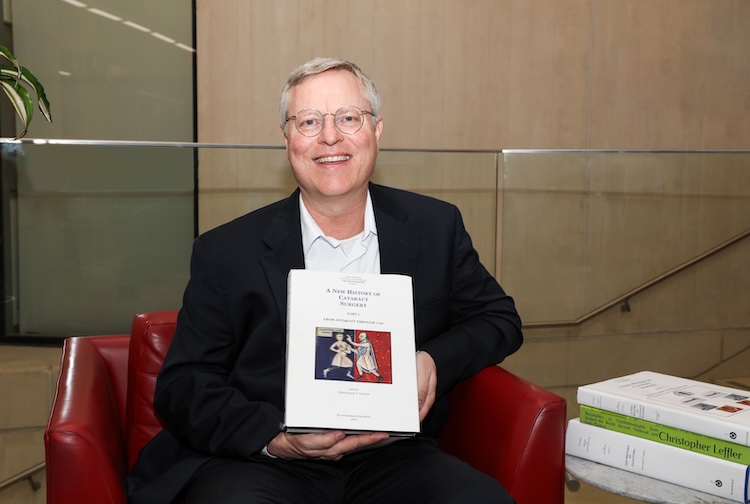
[45,310,566,504]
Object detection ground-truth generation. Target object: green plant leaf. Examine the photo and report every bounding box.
[0,46,22,79]
[19,66,52,123]
[0,45,52,137]
[1,65,53,123]
[0,79,33,137]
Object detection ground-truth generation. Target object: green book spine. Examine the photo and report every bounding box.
[579,404,750,465]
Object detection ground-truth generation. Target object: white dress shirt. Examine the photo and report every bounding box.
[299,191,381,274]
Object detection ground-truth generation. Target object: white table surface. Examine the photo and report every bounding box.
[566,455,739,504]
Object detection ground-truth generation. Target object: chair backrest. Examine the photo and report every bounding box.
[123,309,179,470]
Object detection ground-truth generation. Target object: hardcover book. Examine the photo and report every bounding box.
[566,418,750,503]
[579,404,750,465]
[577,371,750,447]
[283,269,420,436]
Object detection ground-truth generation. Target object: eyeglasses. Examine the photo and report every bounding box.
[285,106,375,137]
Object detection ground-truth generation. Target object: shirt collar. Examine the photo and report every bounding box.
[300,191,378,255]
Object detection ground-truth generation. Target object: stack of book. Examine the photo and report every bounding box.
[565,371,750,503]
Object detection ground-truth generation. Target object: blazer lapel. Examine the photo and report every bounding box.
[370,184,420,278]
[260,190,305,323]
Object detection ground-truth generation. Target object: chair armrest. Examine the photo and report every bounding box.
[439,366,566,504]
[45,336,130,504]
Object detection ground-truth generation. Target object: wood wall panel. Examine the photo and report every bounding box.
[505,1,592,148]
[590,0,750,149]
[197,0,750,150]
[196,0,594,150]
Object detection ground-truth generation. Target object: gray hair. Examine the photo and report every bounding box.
[279,57,382,132]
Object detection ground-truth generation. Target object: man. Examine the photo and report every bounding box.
[347,332,382,382]
[126,58,522,504]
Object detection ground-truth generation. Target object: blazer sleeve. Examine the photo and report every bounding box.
[153,236,284,459]
[417,205,523,399]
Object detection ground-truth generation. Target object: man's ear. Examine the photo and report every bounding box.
[374,117,384,145]
[282,125,289,148]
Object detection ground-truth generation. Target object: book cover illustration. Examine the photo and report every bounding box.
[314,327,392,384]
[648,384,750,418]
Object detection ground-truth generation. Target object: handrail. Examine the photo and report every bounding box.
[0,461,44,492]
[4,138,750,154]
[524,227,750,328]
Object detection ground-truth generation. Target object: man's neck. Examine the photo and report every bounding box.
[301,190,367,240]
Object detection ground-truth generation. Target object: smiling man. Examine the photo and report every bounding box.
[283,68,382,225]
[126,58,522,504]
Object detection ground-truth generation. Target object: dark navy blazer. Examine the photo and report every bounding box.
[126,183,522,504]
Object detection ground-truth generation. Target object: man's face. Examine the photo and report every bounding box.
[283,70,383,204]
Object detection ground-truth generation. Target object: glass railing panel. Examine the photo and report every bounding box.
[376,150,498,274]
[501,150,750,331]
[197,148,499,273]
[6,143,749,341]
[1,141,194,338]
[1,142,499,340]
[499,151,589,324]
[197,146,293,233]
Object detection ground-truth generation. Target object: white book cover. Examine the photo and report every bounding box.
[284,269,420,436]
[566,418,750,503]
[578,371,750,447]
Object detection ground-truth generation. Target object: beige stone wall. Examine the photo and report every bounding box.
[193,0,750,421]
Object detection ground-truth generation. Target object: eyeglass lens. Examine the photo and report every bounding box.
[293,106,367,136]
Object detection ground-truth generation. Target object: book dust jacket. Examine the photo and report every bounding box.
[284,269,420,436]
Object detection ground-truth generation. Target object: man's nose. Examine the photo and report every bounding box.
[318,115,343,144]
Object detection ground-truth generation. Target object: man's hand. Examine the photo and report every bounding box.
[416,350,437,421]
[265,430,392,461]
[266,351,436,460]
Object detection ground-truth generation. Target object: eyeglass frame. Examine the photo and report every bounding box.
[284,106,376,137]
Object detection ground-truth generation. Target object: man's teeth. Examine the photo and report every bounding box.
[316,155,350,164]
